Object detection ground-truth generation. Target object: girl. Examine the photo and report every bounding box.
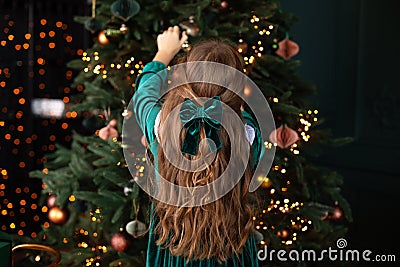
[133,26,263,267]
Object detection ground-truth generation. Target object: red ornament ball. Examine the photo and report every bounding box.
[331,207,344,220]
[111,232,131,252]
[221,1,229,9]
[48,206,69,225]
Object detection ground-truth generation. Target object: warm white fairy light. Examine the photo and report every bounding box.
[248,14,276,60]
[298,109,318,142]
[249,55,255,64]
[80,52,140,80]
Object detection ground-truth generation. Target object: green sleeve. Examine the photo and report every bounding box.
[133,61,167,145]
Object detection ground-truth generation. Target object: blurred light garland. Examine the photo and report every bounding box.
[81,51,144,86]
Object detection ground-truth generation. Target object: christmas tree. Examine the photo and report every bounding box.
[17,0,352,266]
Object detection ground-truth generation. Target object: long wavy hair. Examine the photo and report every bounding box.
[153,40,255,263]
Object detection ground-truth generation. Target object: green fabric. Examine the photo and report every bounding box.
[180,96,223,156]
[0,231,12,267]
[133,61,262,267]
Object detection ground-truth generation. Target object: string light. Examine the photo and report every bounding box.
[297,110,318,142]
[1,14,79,237]
[81,52,141,80]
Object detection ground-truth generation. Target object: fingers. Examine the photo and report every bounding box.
[180,31,188,45]
[164,26,181,34]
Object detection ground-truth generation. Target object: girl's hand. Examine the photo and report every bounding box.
[153,26,188,66]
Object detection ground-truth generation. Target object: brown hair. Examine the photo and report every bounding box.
[154,40,254,263]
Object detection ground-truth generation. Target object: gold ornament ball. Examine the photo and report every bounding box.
[98,31,109,45]
[48,206,69,225]
[277,228,290,240]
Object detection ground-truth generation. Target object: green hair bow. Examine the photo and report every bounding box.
[179,96,223,156]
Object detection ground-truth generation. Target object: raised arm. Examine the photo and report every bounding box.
[133,26,188,145]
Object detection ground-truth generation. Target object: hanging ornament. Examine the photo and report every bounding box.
[275,38,300,60]
[179,16,200,37]
[98,30,109,45]
[47,195,56,208]
[104,26,122,38]
[110,0,140,22]
[329,206,345,222]
[105,28,120,37]
[220,1,229,9]
[48,206,69,225]
[125,220,147,238]
[84,18,103,33]
[119,23,129,34]
[84,0,102,33]
[237,38,248,54]
[269,124,298,149]
[111,232,131,252]
[98,119,118,140]
[98,22,127,43]
[216,1,229,13]
[125,200,146,238]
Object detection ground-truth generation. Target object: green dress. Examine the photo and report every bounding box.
[133,61,262,267]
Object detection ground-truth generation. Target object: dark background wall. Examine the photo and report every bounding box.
[281,0,400,255]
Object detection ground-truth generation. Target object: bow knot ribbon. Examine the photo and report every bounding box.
[179,96,223,156]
